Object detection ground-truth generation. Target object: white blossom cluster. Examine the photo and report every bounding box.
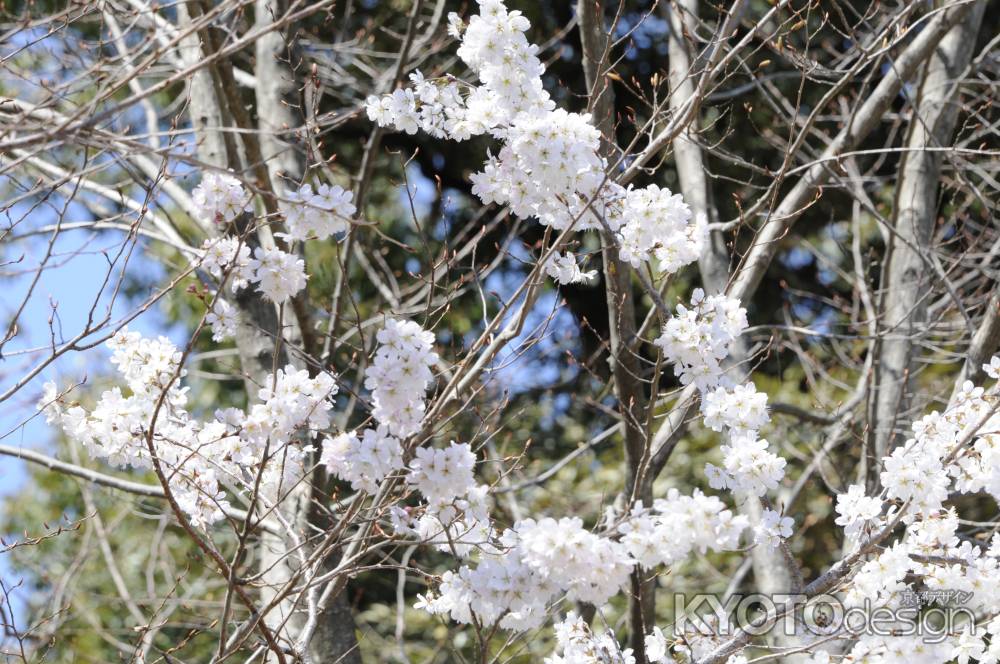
[366,73,471,139]
[108,328,187,403]
[451,3,550,123]
[366,0,704,274]
[252,366,337,447]
[700,382,769,434]
[199,237,307,305]
[205,299,238,342]
[416,515,632,631]
[617,489,746,568]
[670,621,754,664]
[470,108,614,232]
[835,636,954,664]
[785,363,1000,664]
[201,237,254,292]
[366,2,551,140]
[40,329,338,528]
[654,289,786,500]
[45,329,189,470]
[393,483,495,558]
[644,628,671,664]
[542,250,596,285]
[616,186,706,272]
[834,483,884,541]
[672,510,1000,664]
[247,246,308,303]
[192,172,253,225]
[706,432,787,498]
[654,288,748,390]
[323,319,444,500]
[871,378,1000,518]
[323,437,486,529]
[949,620,1000,664]
[702,380,778,512]
[321,427,403,494]
[409,441,477,504]
[282,183,355,242]
[514,516,634,607]
[372,443,489,600]
[416,489,748,632]
[544,613,634,664]
[364,318,439,437]
[828,525,1000,664]
[753,508,793,549]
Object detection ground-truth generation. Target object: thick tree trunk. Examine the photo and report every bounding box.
[577,1,654,660]
[952,289,1000,400]
[729,1,979,305]
[252,2,362,661]
[178,1,227,178]
[870,1,985,462]
[666,0,728,296]
[255,0,303,191]
[180,0,361,659]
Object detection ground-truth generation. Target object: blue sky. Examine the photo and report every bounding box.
[0,199,181,625]
[0,201,183,496]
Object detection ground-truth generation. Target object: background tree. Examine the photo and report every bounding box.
[1,1,998,663]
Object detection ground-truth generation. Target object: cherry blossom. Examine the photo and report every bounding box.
[192,171,253,224]
[364,318,439,437]
[282,182,355,241]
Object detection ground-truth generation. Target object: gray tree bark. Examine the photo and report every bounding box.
[870,1,985,462]
[666,0,728,296]
[255,0,303,190]
[729,1,979,305]
[178,1,227,178]
[180,1,361,660]
[251,1,362,661]
[952,288,1000,399]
